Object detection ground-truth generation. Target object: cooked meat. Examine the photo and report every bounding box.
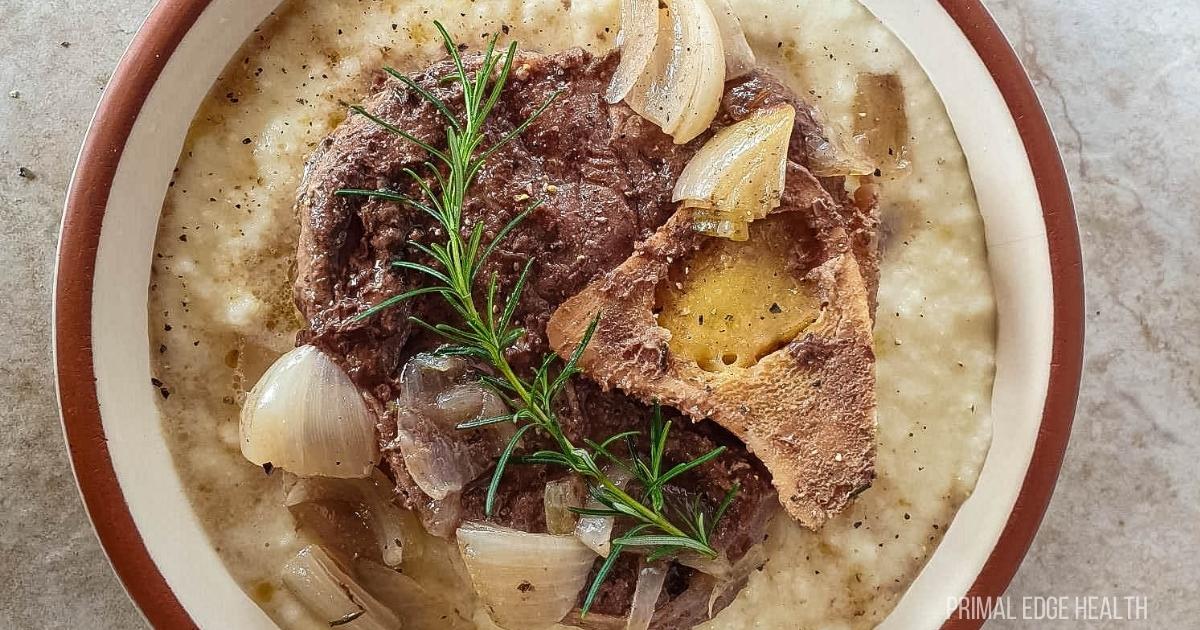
[293,47,875,627]
[547,206,877,528]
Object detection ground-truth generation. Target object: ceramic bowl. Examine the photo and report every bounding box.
[54,1,1083,628]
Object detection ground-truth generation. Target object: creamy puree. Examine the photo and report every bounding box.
[148,1,996,628]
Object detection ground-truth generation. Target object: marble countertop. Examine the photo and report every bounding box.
[1,0,1195,628]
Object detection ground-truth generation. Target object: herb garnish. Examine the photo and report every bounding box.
[340,22,738,614]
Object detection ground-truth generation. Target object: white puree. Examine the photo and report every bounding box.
[148,1,996,628]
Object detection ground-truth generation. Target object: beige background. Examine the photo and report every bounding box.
[0,0,1196,628]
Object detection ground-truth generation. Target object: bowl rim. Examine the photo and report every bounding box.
[53,1,1083,628]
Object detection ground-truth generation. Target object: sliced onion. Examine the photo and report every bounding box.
[679,543,766,579]
[806,109,875,178]
[606,0,660,103]
[394,354,515,501]
[626,561,668,630]
[672,104,795,240]
[575,468,633,557]
[457,521,598,629]
[680,544,768,616]
[355,559,475,629]
[703,0,756,79]
[544,476,586,535]
[623,0,726,144]
[240,345,378,478]
[284,471,410,568]
[400,352,466,406]
[419,490,464,539]
[854,72,911,178]
[281,545,398,630]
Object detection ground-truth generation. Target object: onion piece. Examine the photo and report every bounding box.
[606,0,660,103]
[807,124,875,177]
[623,0,726,144]
[575,467,633,557]
[240,345,378,478]
[672,104,796,240]
[281,545,398,630]
[703,0,756,79]
[679,544,769,616]
[804,102,875,178]
[544,476,586,535]
[355,559,475,629]
[394,354,515,501]
[626,562,668,630]
[456,521,598,629]
[284,471,410,568]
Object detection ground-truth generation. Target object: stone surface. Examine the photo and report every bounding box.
[0,0,1194,628]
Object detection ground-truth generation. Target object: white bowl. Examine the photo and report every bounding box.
[54,1,1083,628]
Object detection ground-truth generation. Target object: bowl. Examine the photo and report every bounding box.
[54,0,1083,628]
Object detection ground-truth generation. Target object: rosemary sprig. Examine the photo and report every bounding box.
[339,22,737,614]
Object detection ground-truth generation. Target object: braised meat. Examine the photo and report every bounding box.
[293,47,875,627]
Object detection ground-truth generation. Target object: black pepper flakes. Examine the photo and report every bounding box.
[17,167,34,180]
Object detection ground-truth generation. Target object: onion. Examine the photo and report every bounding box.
[679,544,769,616]
[456,521,598,629]
[400,352,464,406]
[240,345,377,478]
[672,104,795,240]
[625,562,668,630]
[703,0,756,79]
[284,471,410,568]
[394,354,515,501]
[621,0,726,144]
[281,545,398,630]
[354,559,475,629]
[544,477,586,535]
[807,124,875,177]
[606,0,660,103]
[805,102,875,178]
[575,468,633,557]
[419,491,464,539]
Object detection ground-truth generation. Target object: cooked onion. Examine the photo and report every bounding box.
[621,0,726,144]
[354,559,475,629]
[626,561,668,630]
[284,471,410,568]
[808,126,875,177]
[281,545,398,630]
[703,0,756,79]
[400,352,463,404]
[681,544,769,616]
[805,104,875,178]
[606,0,660,103]
[575,468,633,557]
[544,477,586,535]
[457,521,598,629]
[672,104,795,240]
[394,354,514,501]
[240,345,377,478]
